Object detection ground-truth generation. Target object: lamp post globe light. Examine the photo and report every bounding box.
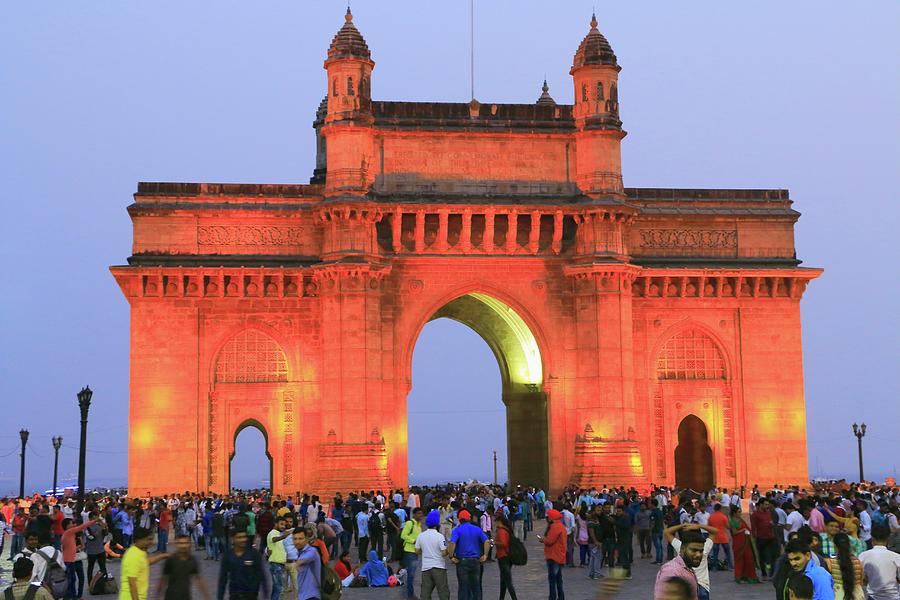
[18,429,29,498]
[76,386,93,512]
[52,436,63,496]
[852,422,867,483]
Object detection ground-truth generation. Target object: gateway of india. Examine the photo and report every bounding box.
[112,10,821,496]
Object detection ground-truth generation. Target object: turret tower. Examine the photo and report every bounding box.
[570,13,625,197]
[322,8,376,195]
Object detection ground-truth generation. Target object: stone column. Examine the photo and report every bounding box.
[484,210,495,253]
[437,210,449,252]
[505,211,518,254]
[529,211,541,254]
[392,210,402,253]
[460,209,472,253]
[414,210,425,253]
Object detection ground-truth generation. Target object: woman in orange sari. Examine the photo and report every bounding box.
[729,506,760,583]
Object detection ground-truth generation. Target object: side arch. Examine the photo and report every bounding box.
[674,414,714,491]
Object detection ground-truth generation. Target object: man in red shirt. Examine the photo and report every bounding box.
[706,504,732,571]
[538,509,567,600]
[750,499,777,580]
[157,502,172,553]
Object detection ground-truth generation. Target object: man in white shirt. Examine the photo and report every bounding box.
[858,523,900,600]
[857,502,873,547]
[14,533,65,585]
[785,503,806,541]
[416,510,449,600]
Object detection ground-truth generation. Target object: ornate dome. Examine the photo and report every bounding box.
[327,8,371,61]
[572,13,618,69]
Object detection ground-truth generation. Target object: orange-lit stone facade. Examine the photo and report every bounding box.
[112,11,820,496]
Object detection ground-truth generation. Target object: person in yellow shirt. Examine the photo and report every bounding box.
[400,508,424,600]
[119,527,168,600]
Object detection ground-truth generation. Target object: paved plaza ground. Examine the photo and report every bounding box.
[1,533,774,599]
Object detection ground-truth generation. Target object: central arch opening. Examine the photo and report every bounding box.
[230,421,272,492]
[674,415,714,491]
[407,292,548,489]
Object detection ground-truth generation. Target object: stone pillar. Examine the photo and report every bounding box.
[437,210,449,252]
[392,210,402,253]
[414,210,425,253]
[552,211,564,254]
[505,211,518,254]
[484,210,495,253]
[460,209,472,253]
[564,264,644,488]
[529,211,541,254]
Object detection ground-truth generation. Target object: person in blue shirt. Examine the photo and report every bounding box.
[447,510,490,600]
[293,528,322,600]
[356,506,371,562]
[782,539,834,600]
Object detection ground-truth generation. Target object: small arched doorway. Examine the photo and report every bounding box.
[229,420,273,492]
[674,415,714,491]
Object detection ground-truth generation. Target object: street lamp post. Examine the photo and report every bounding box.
[852,422,867,483]
[52,436,63,497]
[76,386,93,513]
[18,429,29,498]
[492,449,498,486]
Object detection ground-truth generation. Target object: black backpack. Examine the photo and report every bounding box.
[508,532,528,566]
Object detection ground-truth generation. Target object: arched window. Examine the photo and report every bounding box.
[581,83,588,102]
[347,76,355,96]
[610,83,618,102]
[656,330,725,380]
[596,81,604,101]
[215,330,288,383]
[332,77,338,97]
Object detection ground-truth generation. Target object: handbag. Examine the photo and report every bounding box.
[75,550,88,561]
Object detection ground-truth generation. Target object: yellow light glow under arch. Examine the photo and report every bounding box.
[468,293,543,385]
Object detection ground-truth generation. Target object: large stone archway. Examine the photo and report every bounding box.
[112,10,821,496]
[403,292,549,489]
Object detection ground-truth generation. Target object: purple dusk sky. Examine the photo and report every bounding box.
[1,2,898,493]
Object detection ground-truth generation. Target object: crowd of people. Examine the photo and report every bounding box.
[0,481,897,600]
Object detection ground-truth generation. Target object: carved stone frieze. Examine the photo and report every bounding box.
[639,229,737,249]
[198,225,305,246]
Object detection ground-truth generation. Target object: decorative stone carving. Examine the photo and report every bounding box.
[198,226,305,246]
[639,229,737,249]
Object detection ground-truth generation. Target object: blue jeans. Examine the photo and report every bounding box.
[157,528,168,552]
[205,533,218,559]
[698,584,710,600]
[403,552,418,598]
[588,545,603,578]
[269,562,285,600]
[9,533,24,560]
[652,532,664,563]
[710,542,732,569]
[455,557,481,600]
[66,560,85,599]
[546,560,565,600]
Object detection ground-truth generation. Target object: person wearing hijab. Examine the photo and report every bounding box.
[359,549,389,587]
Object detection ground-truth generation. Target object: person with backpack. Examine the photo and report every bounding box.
[400,507,424,599]
[494,513,518,600]
[15,533,65,599]
[4,557,54,600]
[292,528,322,600]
